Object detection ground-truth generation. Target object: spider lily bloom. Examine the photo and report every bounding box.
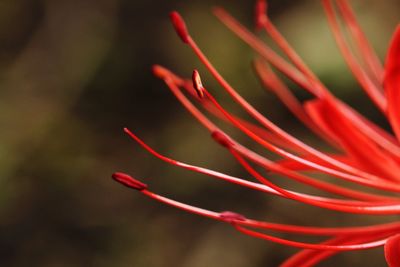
[113,0,400,266]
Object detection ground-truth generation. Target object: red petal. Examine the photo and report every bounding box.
[385,234,400,267]
[305,98,400,182]
[385,25,400,141]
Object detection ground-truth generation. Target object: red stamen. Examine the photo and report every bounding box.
[234,141,397,201]
[220,211,246,223]
[253,58,341,147]
[152,64,170,79]
[111,171,400,238]
[163,77,218,132]
[182,76,308,153]
[257,8,330,99]
[151,67,400,199]
[112,172,148,191]
[170,11,190,44]
[123,128,397,208]
[335,0,384,82]
[275,153,355,172]
[116,4,400,266]
[211,130,234,148]
[213,7,319,96]
[254,0,267,31]
[152,64,184,85]
[200,80,400,191]
[233,224,388,250]
[229,147,400,214]
[281,235,351,267]
[215,5,400,157]
[181,13,394,188]
[322,0,386,112]
[192,69,205,98]
[283,231,396,266]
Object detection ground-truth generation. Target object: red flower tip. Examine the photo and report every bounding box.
[255,0,268,31]
[152,64,171,80]
[220,211,247,223]
[170,11,190,44]
[211,130,234,148]
[192,69,205,98]
[112,172,148,191]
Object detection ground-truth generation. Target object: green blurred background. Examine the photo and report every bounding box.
[1,0,399,266]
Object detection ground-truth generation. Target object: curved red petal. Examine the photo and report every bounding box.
[385,234,400,267]
[306,98,400,182]
[385,25,400,141]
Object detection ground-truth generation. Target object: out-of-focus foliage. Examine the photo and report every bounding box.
[0,0,399,266]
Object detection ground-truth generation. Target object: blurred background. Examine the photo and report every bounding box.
[1,0,399,266]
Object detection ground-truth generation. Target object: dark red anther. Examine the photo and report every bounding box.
[255,0,268,31]
[112,172,148,191]
[211,130,234,148]
[220,211,247,223]
[170,11,190,44]
[192,69,205,98]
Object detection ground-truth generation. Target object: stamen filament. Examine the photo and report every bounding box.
[123,128,397,206]
[335,0,384,82]
[113,174,400,238]
[233,224,388,250]
[177,17,394,186]
[322,0,386,112]
[214,6,400,156]
[154,68,400,198]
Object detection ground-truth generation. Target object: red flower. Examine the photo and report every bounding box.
[114,0,400,266]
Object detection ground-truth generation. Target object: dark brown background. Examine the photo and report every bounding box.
[1,0,399,266]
